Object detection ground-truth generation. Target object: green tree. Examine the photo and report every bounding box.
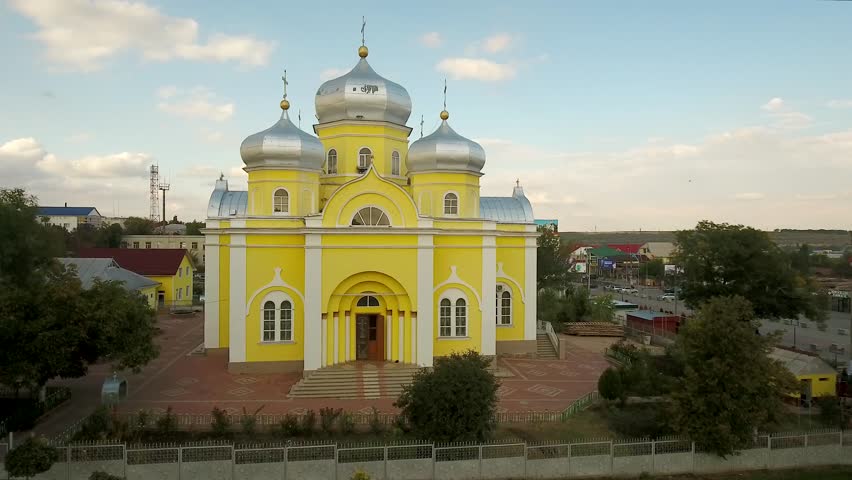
[4,437,59,479]
[395,350,498,442]
[537,224,568,290]
[0,189,159,393]
[123,216,156,235]
[670,296,797,457]
[674,221,826,323]
[638,259,665,283]
[185,220,205,236]
[789,244,811,275]
[589,294,615,322]
[597,367,625,404]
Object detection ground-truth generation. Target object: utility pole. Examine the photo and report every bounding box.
[159,180,170,225]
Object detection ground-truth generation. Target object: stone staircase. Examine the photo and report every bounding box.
[288,362,420,399]
[537,334,558,359]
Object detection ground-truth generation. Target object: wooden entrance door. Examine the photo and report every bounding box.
[355,314,383,360]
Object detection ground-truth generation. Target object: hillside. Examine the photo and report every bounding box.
[560,230,851,248]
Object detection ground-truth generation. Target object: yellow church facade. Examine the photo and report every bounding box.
[203,44,537,373]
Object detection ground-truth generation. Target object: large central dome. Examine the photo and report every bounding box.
[315,47,412,125]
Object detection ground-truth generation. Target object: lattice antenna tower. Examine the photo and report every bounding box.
[149,164,160,222]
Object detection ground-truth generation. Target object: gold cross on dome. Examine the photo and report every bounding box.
[281,70,288,99]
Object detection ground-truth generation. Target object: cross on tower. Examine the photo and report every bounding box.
[443,78,447,111]
[420,115,424,138]
[361,16,366,45]
[281,70,288,99]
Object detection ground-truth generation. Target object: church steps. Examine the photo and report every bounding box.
[288,363,419,399]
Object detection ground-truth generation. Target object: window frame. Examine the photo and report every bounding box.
[496,284,512,326]
[259,291,296,343]
[272,188,290,215]
[191,242,198,249]
[358,147,372,170]
[443,192,459,216]
[391,150,401,176]
[350,206,391,227]
[133,241,140,249]
[438,289,469,338]
[327,149,338,174]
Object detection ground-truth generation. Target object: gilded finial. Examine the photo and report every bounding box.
[358,16,369,57]
[440,78,449,120]
[280,70,290,110]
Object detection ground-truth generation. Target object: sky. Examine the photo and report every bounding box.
[1,0,851,230]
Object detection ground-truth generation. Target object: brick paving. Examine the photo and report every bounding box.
[31,314,611,437]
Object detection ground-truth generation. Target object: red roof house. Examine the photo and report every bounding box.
[78,248,191,276]
[608,243,643,255]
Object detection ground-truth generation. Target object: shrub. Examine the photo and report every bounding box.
[4,437,59,479]
[89,472,123,480]
[608,404,671,438]
[339,412,355,435]
[598,368,625,404]
[368,407,383,435]
[211,407,230,437]
[5,401,42,432]
[351,469,371,480]
[240,406,264,436]
[278,414,301,437]
[319,407,341,434]
[394,350,498,442]
[134,410,149,430]
[815,396,843,427]
[156,407,177,435]
[300,410,316,436]
[79,406,112,440]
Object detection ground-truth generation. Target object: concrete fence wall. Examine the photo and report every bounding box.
[1,431,851,480]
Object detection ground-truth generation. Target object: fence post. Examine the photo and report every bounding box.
[691,441,695,473]
[123,444,127,479]
[283,444,288,480]
[651,440,656,474]
[231,444,236,480]
[523,444,528,479]
[431,444,436,480]
[478,445,483,479]
[804,433,808,448]
[178,446,183,480]
[383,446,388,480]
[609,441,614,474]
[66,445,71,480]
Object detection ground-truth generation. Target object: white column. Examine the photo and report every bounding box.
[345,312,351,361]
[417,234,434,366]
[304,234,322,371]
[321,315,327,368]
[524,236,537,341]
[203,234,219,348]
[333,313,339,365]
[410,314,417,365]
[481,235,497,356]
[228,234,247,362]
[398,312,405,363]
[386,312,392,360]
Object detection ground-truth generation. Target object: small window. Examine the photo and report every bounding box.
[177,288,182,300]
[351,207,390,226]
[262,301,276,341]
[280,301,293,341]
[191,242,198,249]
[455,299,467,336]
[327,149,338,174]
[818,377,829,381]
[120,241,128,248]
[273,189,289,214]
[178,269,182,278]
[186,266,190,275]
[133,241,139,249]
[357,295,380,307]
[497,288,512,325]
[179,242,186,249]
[145,241,151,249]
[391,151,400,176]
[443,193,458,215]
[358,147,372,170]
[439,299,452,337]
[186,286,190,297]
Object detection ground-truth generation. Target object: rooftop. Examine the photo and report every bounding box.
[627,310,680,321]
[79,248,190,276]
[769,348,837,377]
[38,206,100,217]
[58,257,159,291]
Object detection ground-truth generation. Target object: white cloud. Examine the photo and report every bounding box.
[482,33,513,54]
[419,32,443,48]
[827,99,852,109]
[762,97,785,112]
[9,0,275,71]
[436,58,516,82]
[319,68,347,81]
[759,97,812,129]
[156,86,234,122]
[733,192,765,201]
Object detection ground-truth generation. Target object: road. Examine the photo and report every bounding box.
[591,285,852,366]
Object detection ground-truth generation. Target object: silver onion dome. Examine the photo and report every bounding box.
[406,111,486,174]
[315,47,412,125]
[240,103,324,171]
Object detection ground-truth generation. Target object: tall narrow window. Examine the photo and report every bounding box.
[443,193,458,215]
[263,301,276,341]
[358,148,372,170]
[327,149,338,174]
[280,301,293,341]
[273,189,289,214]
[439,299,452,337]
[455,299,467,336]
[497,290,512,325]
[391,151,400,176]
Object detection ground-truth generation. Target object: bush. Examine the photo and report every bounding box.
[815,396,843,427]
[211,407,230,437]
[320,407,341,434]
[89,472,123,480]
[300,410,316,436]
[4,437,59,479]
[608,405,671,438]
[368,407,383,435]
[339,412,355,435]
[394,350,498,442]
[79,406,112,440]
[278,414,301,437]
[240,406,264,436]
[4,400,42,432]
[351,469,371,480]
[134,410,149,430]
[156,407,177,435]
[598,368,625,404]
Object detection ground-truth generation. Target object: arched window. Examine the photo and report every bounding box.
[357,295,380,307]
[438,291,468,338]
[351,207,390,226]
[327,149,338,174]
[358,147,372,170]
[262,301,276,341]
[439,298,452,337]
[260,293,295,342]
[273,189,289,214]
[496,288,512,325]
[391,151,400,176]
[443,192,458,216]
[455,299,467,336]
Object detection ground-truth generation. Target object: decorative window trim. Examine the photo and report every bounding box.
[272,188,290,215]
[259,290,296,343]
[326,149,338,174]
[350,205,392,227]
[438,288,468,338]
[391,150,401,176]
[357,147,373,171]
[443,191,459,216]
[496,283,512,326]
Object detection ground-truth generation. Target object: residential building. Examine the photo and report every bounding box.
[626,310,681,335]
[769,348,838,400]
[204,42,538,374]
[639,241,676,263]
[79,248,194,308]
[37,205,101,230]
[121,234,205,267]
[58,257,160,308]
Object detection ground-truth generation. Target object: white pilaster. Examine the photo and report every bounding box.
[203,234,220,348]
[321,315,327,368]
[524,236,538,341]
[398,312,405,363]
[333,313,339,364]
[411,314,417,364]
[228,234,247,362]
[345,313,351,361]
[386,312,392,360]
[416,234,434,366]
[304,234,322,371]
[481,235,497,356]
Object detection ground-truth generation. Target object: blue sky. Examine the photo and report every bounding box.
[1,0,851,229]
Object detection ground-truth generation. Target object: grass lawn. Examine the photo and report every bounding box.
[627,466,852,479]
[496,404,613,441]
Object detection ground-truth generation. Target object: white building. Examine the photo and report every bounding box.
[37,206,102,230]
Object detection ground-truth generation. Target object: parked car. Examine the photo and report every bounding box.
[659,293,676,301]
[623,288,638,294]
